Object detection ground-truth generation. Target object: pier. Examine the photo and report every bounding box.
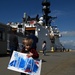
[0,51,75,75]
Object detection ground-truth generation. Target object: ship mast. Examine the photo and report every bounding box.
[42,0,58,52]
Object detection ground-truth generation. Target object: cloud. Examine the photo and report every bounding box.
[60,31,75,49]
[61,40,75,44]
[61,40,75,49]
[51,10,65,16]
[60,31,75,37]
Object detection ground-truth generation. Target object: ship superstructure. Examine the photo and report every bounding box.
[6,12,63,51]
[0,0,65,55]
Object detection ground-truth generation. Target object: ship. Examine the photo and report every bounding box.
[0,0,65,54]
[6,12,64,52]
[0,14,64,55]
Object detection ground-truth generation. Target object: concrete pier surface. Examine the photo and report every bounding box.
[0,51,75,75]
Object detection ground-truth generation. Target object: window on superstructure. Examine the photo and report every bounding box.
[18,25,22,28]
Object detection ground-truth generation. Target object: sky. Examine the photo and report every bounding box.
[0,0,75,49]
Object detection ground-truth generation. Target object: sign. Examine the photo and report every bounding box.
[7,51,42,75]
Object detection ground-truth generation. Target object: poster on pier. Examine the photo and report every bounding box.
[7,51,42,75]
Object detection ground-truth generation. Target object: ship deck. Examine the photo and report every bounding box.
[0,51,75,75]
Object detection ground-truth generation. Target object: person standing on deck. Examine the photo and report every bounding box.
[42,41,46,56]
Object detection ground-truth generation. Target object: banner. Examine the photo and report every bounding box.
[7,51,42,75]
